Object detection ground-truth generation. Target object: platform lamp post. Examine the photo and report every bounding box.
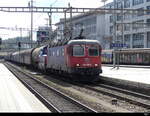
[113,0,117,68]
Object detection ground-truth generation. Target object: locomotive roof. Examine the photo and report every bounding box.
[67,39,100,45]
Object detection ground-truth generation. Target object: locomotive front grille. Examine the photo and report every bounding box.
[70,67,102,75]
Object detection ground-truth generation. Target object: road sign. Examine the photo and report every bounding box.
[111,43,128,48]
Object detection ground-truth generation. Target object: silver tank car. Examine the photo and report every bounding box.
[31,46,47,70]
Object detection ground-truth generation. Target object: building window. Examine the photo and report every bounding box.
[147,6,150,14]
[110,16,113,23]
[124,24,130,31]
[137,8,144,16]
[117,2,122,9]
[124,0,130,8]
[147,32,150,48]
[147,19,150,27]
[133,0,144,6]
[124,34,131,48]
[110,26,113,34]
[133,33,144,48]
[132,8,144,18]
[132,20,144,30]
[117,14,122,21]
[124,13,131,20]
[117,35,122,43]
[117,24,122,31]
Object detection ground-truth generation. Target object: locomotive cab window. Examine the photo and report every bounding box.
[88,46,99,56]
[73,45,85,56]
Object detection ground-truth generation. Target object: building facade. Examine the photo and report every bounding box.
[56,0,150,50]
[107,0,150,49]
[37,26,52,44]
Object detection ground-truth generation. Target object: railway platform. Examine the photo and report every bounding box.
[0,63,50,112]
[101,65,150,85]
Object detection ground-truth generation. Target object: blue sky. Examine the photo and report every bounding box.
[0,0,112,40]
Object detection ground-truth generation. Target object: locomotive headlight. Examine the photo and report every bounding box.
[95,64,98,66]
[76,64,80,66]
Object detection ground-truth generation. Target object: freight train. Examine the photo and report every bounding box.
[101,48,150,65]
[5,39,102,81]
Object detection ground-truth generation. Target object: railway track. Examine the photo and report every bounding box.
[4,62,97,113]
[4,61,150,112]
[40,69,150,110]
[81,83,150,109]
[29,66,150,110]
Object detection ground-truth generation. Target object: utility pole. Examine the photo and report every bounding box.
[64,10,67,39]
[101,0,107,8]
[20,28,23,40]
[117,1,124,69]
[19,27,22,50]
[48,12,52,42]
[69,3,73,39]
[121,1,124,46]
[64,3,73,39]
[113,0,117,68]
[101,0,108,49]
[28,0,33,48]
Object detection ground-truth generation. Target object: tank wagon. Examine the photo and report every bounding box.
[6,46,47,69]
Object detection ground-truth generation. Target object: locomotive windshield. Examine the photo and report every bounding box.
[88,46,99,56]
[73,45,85,56]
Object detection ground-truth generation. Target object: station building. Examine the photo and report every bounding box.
[56,0,150,50]
[37,26,52,44]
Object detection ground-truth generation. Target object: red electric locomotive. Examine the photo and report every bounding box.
[66,40,102,75]
[47,39,102,81]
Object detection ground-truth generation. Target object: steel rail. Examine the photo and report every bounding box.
[49,72,150,109]
[5,62,97,113]
[82,83,150,109]
[4,63,60,113]
[97,84,150,100]
[31,70,150,109]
